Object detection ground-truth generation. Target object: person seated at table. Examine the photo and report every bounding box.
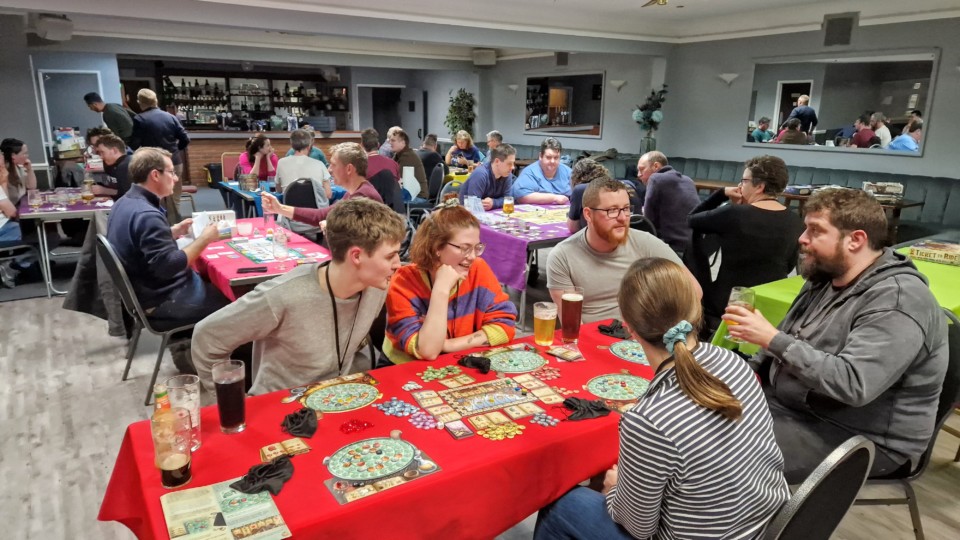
[888,119,923,152]
[724,188,948,484]
[390,129,428,202]
[1,138,38,204]
[848,114,877,149]
[275,129,332,205]
[85,126,113,159]
[688,155,804,337]
[362,128,399,182]
[283,129,328,166]
[445,130,484,167]
[774,118,808,145]
[458,144,516,210]
[379,126,401,158]
[547,177,697,323]
[535,257,790,540]
[566,159,642,234]
[107,147,227,371]
[238,134,278,181]
[481,130,502,164]
[751,116,775,143]
[92,134,133,200]
[262,142,383,228]
[384,201,517,363]
[870,112,892,148]
[416,133,446,178]
[637,151,699,256]
[191,198,407,394]
[511,137,571,205]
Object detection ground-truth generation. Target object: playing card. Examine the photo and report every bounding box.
[437,411,462,423]
[485,411,511,424]
[438,378,464,389]
[417,396,444,408]
[444,420,475,439]
[540,393,564,405]
[260,443,286,462]
[503,405,529,419]
[453,374,475,385]
[411,390,438,400]
[519,403,545,415]
[468,415,492,430]
[282,438,310,456]
[512,374,535,384]
[532,386,557,398]
[519,378,546,390]
[427,404,455,416]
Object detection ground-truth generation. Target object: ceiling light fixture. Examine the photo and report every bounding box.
[609,80,627,92]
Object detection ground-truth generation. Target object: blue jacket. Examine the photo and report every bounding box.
[458,162,514,209]
[130,108,190,164]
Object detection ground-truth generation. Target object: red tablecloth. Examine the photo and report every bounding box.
[193,218,329,301]
[98,323,653,539]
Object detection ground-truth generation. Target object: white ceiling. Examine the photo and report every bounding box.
[2,0,959,62]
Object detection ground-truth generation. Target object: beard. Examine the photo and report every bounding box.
[799,241,847,282]
[597,222,629,246]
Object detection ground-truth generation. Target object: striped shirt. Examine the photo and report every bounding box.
[606,344,790,539]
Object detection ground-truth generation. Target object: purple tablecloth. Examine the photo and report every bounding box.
[479,204,570,290]
[18,189,113,217]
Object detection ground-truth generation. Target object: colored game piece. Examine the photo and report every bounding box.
[339,419,374,434]
[531,366,562,381]
[401,381,423,391]
[488,350,547,373]
[303,383,381,413]
[373,397,419,417]
[608,340,649,366]
[325,437,417,481]
[416,365,462,382]
[476,422,526,440]
[408,411,442,430]
[530,412,560,427]
[585,374,650,401]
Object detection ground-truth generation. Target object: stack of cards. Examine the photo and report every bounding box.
[513,374,564,404]
[444,420,475,439]
[503,402,545,420]
[466,411,512,430]
[260,438,311,462]
[437,374,476,389]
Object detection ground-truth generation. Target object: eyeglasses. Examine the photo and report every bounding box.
[446,242,485,257]
[155,168,178,177]
[588,206,633,219]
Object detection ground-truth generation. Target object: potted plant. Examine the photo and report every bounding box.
[444,88,477,138]
[633,84,668,153]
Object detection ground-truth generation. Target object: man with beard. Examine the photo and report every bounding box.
[547,177,697,323]
[724,188,948,484]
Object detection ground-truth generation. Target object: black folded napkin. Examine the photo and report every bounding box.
[281,407,318,438]
[598,319,631,340]
[458,355,491,374]
[563,397,611,421]
[229,455,294,496]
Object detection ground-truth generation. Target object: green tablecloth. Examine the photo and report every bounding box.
[712,250,960,355]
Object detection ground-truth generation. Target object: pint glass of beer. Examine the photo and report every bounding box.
[533,302,558,346]
[724,287,756,343]
[212,360,246,433]
[555,286,584,344]
[151,407,193,489]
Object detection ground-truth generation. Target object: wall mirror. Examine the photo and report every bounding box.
[744,49,938,156]
[524,71,604,138]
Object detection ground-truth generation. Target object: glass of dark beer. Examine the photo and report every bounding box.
[151,407,193,489]
[212,360,246,433]
[555,286,584,344]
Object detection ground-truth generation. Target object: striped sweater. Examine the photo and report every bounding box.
[606,344,790,539]
[384,260,517,364]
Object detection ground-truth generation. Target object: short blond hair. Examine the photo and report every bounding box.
[325,198,406,262]
[455,130,474,147]
[330,142,368,178]
[137,88,158,108]
[798,95,810,105]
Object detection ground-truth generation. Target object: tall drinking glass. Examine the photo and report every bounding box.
[164,374,202,451]
[533,302,558,346]
[151,407,193,489]
[27,189,41,208]
[212,360,246,433]
[502,196,515,216]
[555,286,584,344]
[724,287,756,343]
[273,231,289,271]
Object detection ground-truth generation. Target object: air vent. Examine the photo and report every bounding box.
[823,12,858,47]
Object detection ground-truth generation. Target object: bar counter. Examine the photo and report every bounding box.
[183,130,361,184]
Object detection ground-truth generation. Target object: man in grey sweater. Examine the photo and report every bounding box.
[191,198,407,395]
[725,189,948,483]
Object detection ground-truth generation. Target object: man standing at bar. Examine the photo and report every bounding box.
[84,92,134,144]
[129,89,191,224]
[724,189,947,483]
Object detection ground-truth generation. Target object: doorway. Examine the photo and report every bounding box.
[371,87,402,140]
[773,80,813,129]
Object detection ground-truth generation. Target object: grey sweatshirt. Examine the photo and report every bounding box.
[192,263,386,395]
[750,248,948,463]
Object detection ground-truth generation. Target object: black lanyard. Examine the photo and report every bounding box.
[324,262,362,375]
[426,272,459,339]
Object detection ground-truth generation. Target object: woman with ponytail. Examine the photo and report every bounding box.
[536,258,788,540]
[384,201,517,364]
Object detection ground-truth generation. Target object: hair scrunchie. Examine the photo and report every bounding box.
[663,320,693,354]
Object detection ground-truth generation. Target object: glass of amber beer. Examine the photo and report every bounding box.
[724,287,756,343]
[555,286,584,344]
[212,360,247,433]
[151,407,193,489]
[533,302,558,346]
[502,196,514,216]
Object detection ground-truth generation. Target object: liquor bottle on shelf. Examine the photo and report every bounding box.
[272,88,280,99]
[298,83,305,97]
[284,83,291,98]
[204,79,211,96]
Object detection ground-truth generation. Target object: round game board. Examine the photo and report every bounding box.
[609,340,649,365]
[489,350,547,373]
[303,383,380,413]
[327,437,417,481]
[585,374,649,401]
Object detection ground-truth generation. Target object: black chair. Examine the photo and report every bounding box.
[763,435,875,540]
[367,169,406,213]
[280,178,322,237]
[438,179,463,202]
[853,308,960,540]
[96,234,197,406]
[629,214,657,236]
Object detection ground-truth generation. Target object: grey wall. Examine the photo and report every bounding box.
[1,15,45,171]
[483,53,658,153]
[409,69,481,140]
[751,63,825,126]
[660,17,960,178]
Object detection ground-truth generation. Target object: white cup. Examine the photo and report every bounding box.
[237,222,253,236]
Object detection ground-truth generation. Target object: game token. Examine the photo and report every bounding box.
[530,412,560,427]
[585,374,650,401]
[339,419,374,434]
[408,411,441,430]
[488,350,547,373]
[401,381,423,391]
[374,397,419,417]
[303,383,380,413]
[531,366,562,382]
[477,422,525,440]
[416,365,462,382]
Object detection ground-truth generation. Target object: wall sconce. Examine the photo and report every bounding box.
[609,79,627,92]
[507,84,519,93]
[717,73,739,86]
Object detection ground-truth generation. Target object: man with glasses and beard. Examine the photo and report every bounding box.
[547,177,700,323]
[724,189,948,484]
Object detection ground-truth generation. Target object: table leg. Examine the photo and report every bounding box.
[518,249,536,332]
[36,220,68,297]
[888,207,903,245]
